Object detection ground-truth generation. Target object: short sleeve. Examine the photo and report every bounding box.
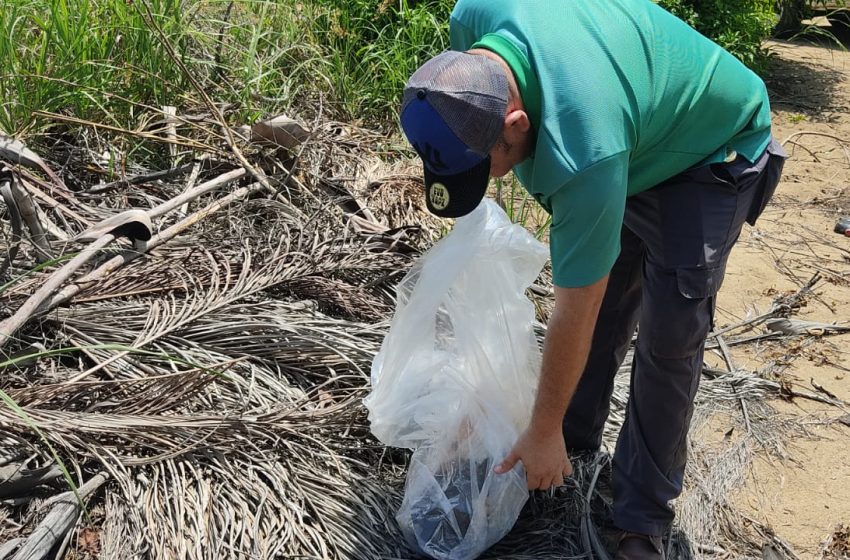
[548,152,629,288]
[449,16,477,51]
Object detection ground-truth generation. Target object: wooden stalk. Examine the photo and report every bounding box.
[10,472,108,560]
[8,177,52,262]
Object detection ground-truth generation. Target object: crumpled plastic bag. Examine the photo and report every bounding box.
[365,200,547,559]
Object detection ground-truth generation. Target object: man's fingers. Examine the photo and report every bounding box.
[525,473,566,491]
[544,474,563,489]
[494,451,520,475]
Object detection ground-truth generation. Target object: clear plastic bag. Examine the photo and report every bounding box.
[365,200,547,559]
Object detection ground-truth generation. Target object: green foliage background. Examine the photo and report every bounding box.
[0,0,776,135]
[659,0,777,72]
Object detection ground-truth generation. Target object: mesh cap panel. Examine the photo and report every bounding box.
[402,51,508,156]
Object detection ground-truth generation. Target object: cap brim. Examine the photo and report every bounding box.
[423,156,490,218]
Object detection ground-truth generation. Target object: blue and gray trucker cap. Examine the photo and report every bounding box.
[400,51,509,218]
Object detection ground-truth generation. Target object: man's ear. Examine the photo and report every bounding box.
[505,109,531,134]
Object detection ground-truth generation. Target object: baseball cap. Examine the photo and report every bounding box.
[400,51,509,218]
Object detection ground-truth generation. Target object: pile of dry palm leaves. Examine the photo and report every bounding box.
[0,110,846,560]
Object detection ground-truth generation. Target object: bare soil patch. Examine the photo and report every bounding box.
[720,38,850,559]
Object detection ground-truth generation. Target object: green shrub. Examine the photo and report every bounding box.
[658,0,777,72]
[300,0,453,124]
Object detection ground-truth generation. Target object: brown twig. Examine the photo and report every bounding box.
[783,138,821,162]
[32,111,223,154]
[85,161,200,195]
[781,130,850,166]
[8,174,53,262]
[0,234,115,348]
[708,273,821,338]
[44,182,266,313]
[0,180,23,277]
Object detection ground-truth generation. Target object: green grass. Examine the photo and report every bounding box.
[0,0,191,134]
[0,0,798,141]
[492,175,552,240]
[0,0,452,136]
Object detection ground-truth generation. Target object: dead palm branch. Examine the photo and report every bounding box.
[0,109,843,560]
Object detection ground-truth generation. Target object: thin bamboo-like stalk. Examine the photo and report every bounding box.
[9,178,52,262]
[0,181,23,277]
[0,234,115,348]
[46,183,265,314]
[10,473,108,560]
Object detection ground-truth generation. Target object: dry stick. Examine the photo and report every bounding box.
[0,181,23,277]
[138,2,275,197]
[9,177,52,262]
[784,139,821,162]
[32,205,68,242]
[86,161,199,196]
[0,168,248,347]
[715,334,736,371]
[810,378,840,401]
[0,234,115,347]
[769,240,836,314]
[781,130,850,166]
[45,183,265,313]
[10,472,108,560]
[708,273,821,339]
[146,167,246,219]
[33,111,222,154]
[706,332,778,349]
[715,333,753,435]
[19,177,93,228]
[179,161,203,216]
[163,105,178,165]
[741,513,803,560]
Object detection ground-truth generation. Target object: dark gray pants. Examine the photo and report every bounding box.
[562,138,787,536]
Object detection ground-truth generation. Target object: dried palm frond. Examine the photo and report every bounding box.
[0,115,834,560]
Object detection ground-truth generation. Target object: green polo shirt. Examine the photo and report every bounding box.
[450,0,773,287]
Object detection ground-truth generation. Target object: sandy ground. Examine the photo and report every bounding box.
[713,35,850,558]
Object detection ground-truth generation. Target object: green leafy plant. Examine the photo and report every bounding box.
[658,0,777,72]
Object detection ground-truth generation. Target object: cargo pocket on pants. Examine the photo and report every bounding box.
[650,266,725,360]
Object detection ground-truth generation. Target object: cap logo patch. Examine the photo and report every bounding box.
[413,142,448,172]
[429,183,450,210]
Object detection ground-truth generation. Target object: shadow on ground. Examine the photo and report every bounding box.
[765,39,848,119]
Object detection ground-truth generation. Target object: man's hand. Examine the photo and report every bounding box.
[492,275,609,491]
[494,425,573,490]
